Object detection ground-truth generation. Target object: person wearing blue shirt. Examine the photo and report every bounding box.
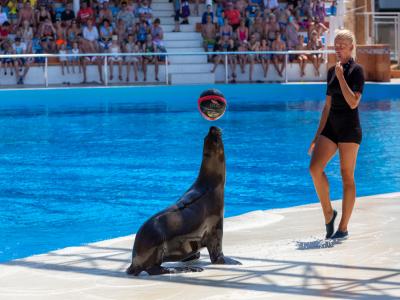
[201,5,214,24]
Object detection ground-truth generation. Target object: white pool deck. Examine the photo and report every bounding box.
[0,192,399,299]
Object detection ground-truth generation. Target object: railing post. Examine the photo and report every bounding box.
[165,54,169,85]
[284,53,288,83]
[44,56,48,87]
[395,14,400,64]
[104,56,108,86]
[224,54,228,84]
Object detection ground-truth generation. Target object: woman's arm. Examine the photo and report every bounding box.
[336,62,362,109]
[308,95,331,154]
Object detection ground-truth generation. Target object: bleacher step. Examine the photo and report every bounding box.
[170,72,215,84]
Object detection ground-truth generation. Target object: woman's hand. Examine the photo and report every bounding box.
[308,137,317,156]
[335,61,344,79]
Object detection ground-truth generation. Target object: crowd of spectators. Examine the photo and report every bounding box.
[202,0,336,82]
[0,0,167,84]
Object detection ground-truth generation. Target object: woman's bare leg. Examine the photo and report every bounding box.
[337,142,360,232]
[309,135,338,224]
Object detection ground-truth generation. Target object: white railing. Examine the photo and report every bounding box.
[0,49,335,87]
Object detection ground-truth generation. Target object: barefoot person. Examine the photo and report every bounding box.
[308,29,365,240]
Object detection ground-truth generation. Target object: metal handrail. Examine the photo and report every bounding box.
[0,49,336,86]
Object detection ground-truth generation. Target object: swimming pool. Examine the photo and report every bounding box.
[0,84,399,262]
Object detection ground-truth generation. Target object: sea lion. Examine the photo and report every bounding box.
[126,126,240,276]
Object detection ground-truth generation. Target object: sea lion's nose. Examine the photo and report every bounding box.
[209,126,222,136]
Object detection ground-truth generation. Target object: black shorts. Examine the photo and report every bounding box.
[174,10,180,21]
[320,112,362,145]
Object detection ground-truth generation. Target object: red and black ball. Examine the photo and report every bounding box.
[197,89,227,121]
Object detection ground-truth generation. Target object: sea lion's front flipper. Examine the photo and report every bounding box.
[181,252,201,262]
[146,265,203,275]
[212,255,242,265]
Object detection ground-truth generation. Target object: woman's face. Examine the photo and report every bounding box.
[334,37,353,60]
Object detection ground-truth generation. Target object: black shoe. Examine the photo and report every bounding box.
[325,210,337,239]
[330,230,348,239]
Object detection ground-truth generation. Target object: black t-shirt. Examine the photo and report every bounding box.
[326,58,365,112]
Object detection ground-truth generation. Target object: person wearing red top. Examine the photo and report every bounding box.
[224,2,241,30]
[0,21,10,41]
[77,2,94,25]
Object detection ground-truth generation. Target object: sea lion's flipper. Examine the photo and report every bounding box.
[212,255,242,265]
[181,252,201,262]
[146,265,203,275]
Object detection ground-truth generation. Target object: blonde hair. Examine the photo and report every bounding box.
[334,29,356,58]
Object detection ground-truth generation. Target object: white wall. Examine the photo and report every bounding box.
[0,65,167,86]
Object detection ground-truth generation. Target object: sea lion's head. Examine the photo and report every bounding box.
[200,126,225,183]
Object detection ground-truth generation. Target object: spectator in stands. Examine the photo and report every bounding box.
[285,15,299,50]
[0,6,8,26]
[83,18,99,49]
[276,6,289,29]
[136,19,149,44]
[260,39,271,78]
[313,0,326,23]
[330,0,337,16]
[37,0,54,10]
[17,2,35,27]
[115,18,128,43]
[61,3,75,25]
[77,2,94,25]
[151,18,163,47]
[70,41,81,73]
[12,37,31,84]
[67,20,81,46]
[1,40,14,76]
[215,2,224,27]
[59,42,69,75]
[108,35,123,81]
[309,16,328,40]
[210,37,224,73]
[124,34,141,82]
[224,2,240,31]
[219,18,233,42]
[117,1,135,30]
[80,35,104,84]
[251,16,263,41]
[202,14,216,51]
[265,14,280,45]
[98,2,114,26]
[307,29,323,76]
[236,19,248,43]
[248,33,260,82]
[226,38,237,82]
[99,19,113,51]
[295,34,308,77]
[173,0,181,32]
[55,19,67,50]
[271,31,285,77]
[264,0,279,11]
[109,0,121,21]
[237,40,249,74]
[201,4,214,25]
[137,0,153,25]
[38,17,56,53]
[19,20,33,53]
[36,5,52,26]
[142,34,159,81]
[180,0,190,24]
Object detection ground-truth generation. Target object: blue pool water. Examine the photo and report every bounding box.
[0,85,399,262]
